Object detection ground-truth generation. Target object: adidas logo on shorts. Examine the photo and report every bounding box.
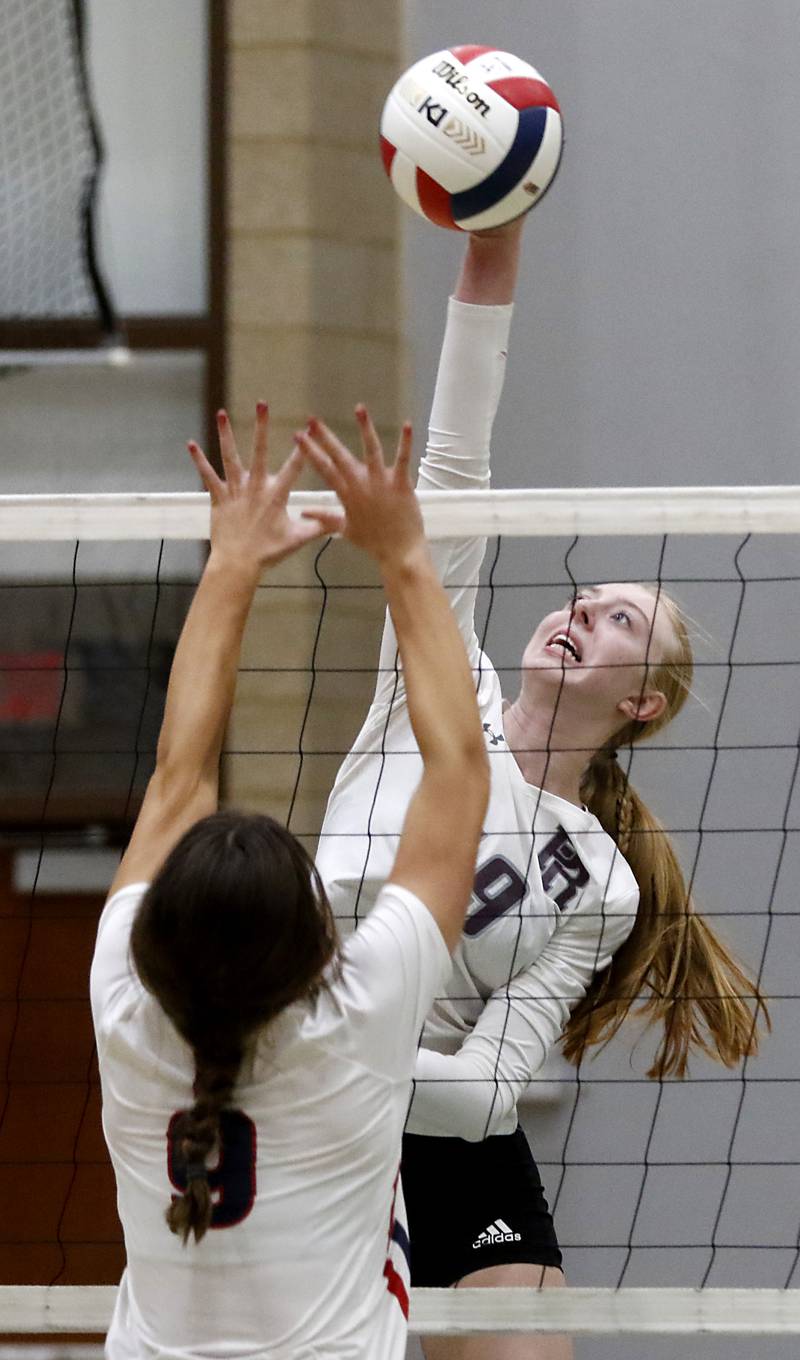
[472,1218,522,1249]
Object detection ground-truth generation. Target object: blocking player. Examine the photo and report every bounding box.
[90,405,488,1359]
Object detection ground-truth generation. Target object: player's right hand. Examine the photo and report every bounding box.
[298,407,425,566]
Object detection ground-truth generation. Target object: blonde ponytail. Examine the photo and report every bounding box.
[562,592,769,1078]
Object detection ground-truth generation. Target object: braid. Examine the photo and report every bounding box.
[582,747,632,853]
[167,1047,242,1245]
[613,761,634,857]
[130,810,342,1246]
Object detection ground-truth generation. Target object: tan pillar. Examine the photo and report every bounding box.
[225,0,406,843]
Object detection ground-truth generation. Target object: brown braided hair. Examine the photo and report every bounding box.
[562,590,770,1077]
[131,810,340,1244]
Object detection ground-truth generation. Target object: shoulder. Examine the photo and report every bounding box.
[296,883,452,1080]
[95,880,149,954]
[90,882,149,1026]
[343,882,450,978]
[325,881,451,1032]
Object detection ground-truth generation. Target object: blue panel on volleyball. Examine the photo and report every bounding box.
[451,106,548,222]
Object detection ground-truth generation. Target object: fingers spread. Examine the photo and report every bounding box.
[355,404,383,471]
[188,441,225,501]
[297,430,347,499]
[393,420,413,485]
[217,409,244,489]
[271,443,306,502]
[307,417,357,478]
[250,400,269,482]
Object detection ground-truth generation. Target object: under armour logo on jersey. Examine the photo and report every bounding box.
[483,722,505,746]
[472,1218,522,1249]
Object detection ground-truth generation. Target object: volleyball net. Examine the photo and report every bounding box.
[1,485,800,1353]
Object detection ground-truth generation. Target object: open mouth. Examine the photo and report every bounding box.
[546,632,582,664]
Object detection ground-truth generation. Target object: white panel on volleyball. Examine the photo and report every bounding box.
[467,50,549,82]
[381,50,517,186]
[388,150,424,219]
[456,105,563,232]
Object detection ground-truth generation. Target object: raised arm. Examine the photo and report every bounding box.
[107,406,324,897]
[374,224,524,701]
[300,410,489,951]
[423,218,525,494]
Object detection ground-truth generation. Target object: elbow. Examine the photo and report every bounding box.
[463,741,490,831]
[455,735,490,802]
[436,743,488,844]
[147,763,217,818]
[460,1089,516,1142]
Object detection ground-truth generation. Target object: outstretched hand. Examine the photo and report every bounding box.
[188,403,326,572]
[297,406,425,566]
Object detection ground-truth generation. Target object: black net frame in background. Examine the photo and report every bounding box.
[1,530,799,1291]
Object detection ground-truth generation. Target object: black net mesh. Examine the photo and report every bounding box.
[1,527,799,1329]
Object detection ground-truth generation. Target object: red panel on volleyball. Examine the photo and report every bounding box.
[379,135,396,177]
[448,44,494,65]
[415,169,460,231]
[485,77,561,113]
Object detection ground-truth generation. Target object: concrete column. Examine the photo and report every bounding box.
[225,0,406,845]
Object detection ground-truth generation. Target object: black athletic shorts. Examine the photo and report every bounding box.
[401,1126,562,1287]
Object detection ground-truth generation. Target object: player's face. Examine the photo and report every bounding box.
[520,583,673,726]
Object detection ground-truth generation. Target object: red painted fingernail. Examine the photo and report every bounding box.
[256,400,267,416]
[355,404,366,419]
[216,409,227,423]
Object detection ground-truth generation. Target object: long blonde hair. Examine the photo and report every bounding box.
[563,589,770,1078]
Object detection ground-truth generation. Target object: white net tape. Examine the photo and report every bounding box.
[2,486,800,541]
[1,1285,799,1336]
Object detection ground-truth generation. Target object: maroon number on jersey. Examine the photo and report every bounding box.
[167,1108,257,1228]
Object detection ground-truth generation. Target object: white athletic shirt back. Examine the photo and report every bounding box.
[316,299,640,1142]
[90,880,450,1360]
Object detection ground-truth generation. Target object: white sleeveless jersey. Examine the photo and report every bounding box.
[316,299,639,1142]
[91,880,450,1360]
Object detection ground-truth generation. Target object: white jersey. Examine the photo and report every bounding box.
[91,880,450,1360]
[317,298,639,1142]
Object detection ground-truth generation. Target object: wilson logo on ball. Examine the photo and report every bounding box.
[432,58,492,117]
[380,45,563,232]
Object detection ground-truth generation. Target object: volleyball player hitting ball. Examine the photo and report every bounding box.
[315,220,769,1360]
[90,405,489,1359]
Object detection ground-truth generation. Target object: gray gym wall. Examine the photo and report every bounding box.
[404,4,800,1358]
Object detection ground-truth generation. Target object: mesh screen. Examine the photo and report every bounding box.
[0,0,113,323]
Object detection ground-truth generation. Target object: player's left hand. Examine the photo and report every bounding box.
[188,403,327,571]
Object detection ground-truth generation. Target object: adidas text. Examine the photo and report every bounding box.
[472,1218,522,1249]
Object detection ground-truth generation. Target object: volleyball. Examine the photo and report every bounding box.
[380,46,563,231]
